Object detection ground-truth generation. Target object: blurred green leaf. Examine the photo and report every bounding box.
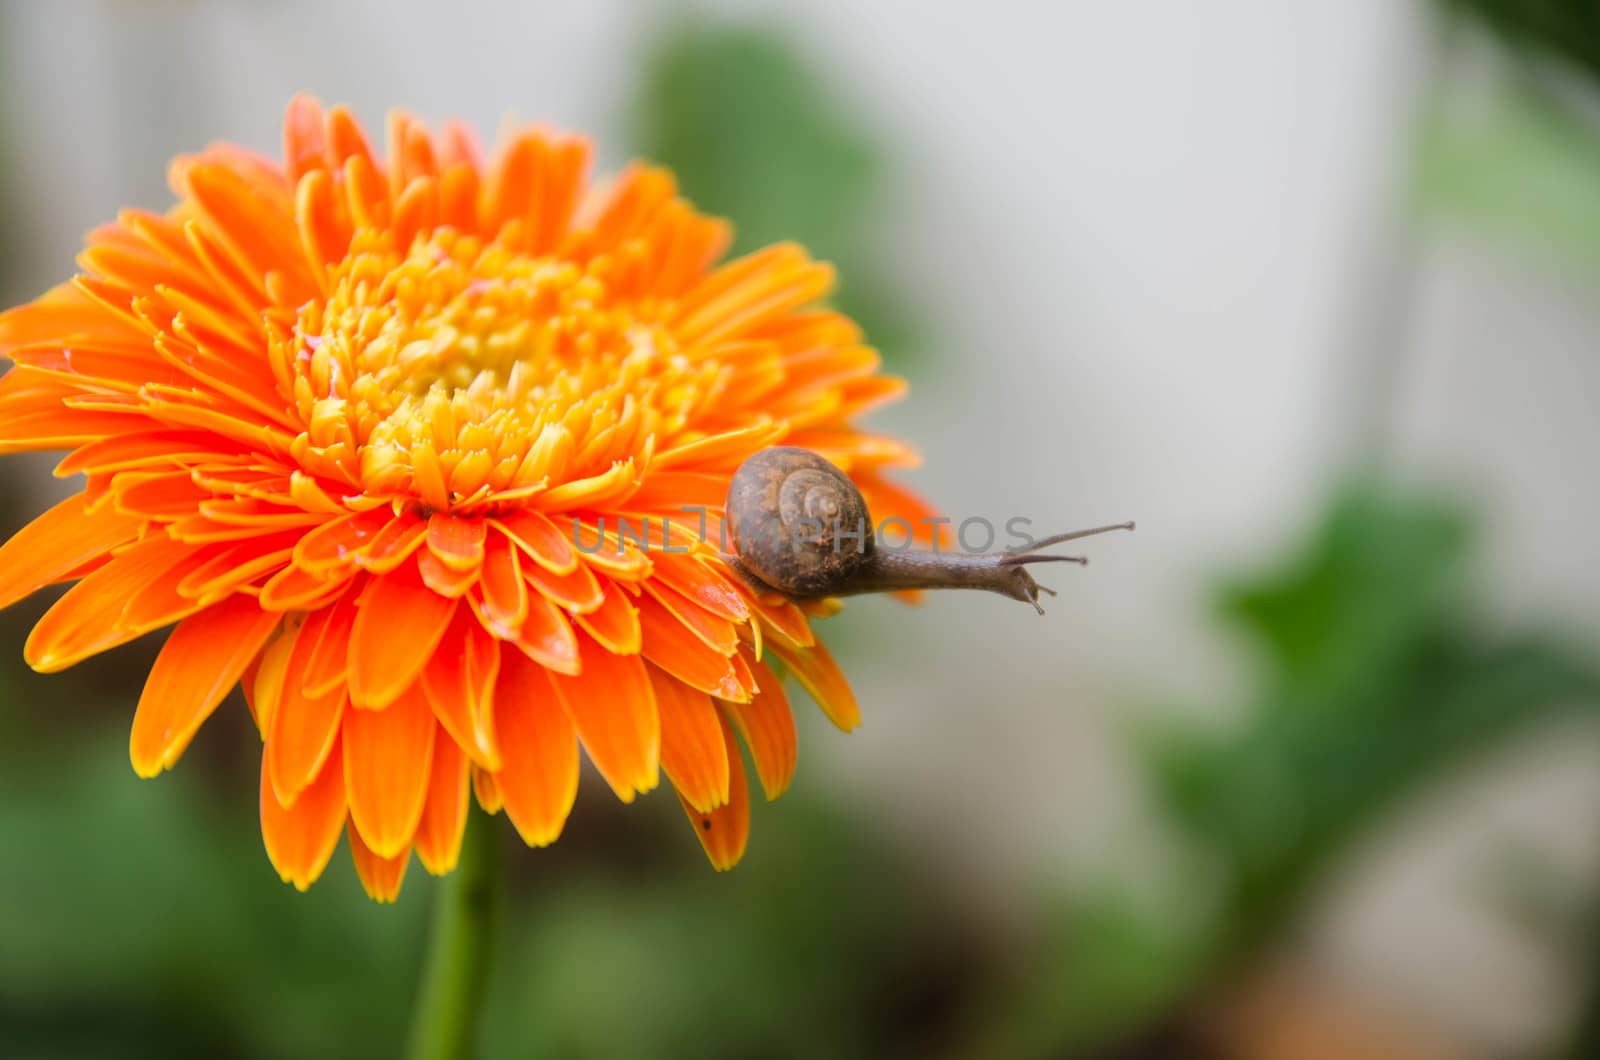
[996,478,1600,1056]
[0,725,429,1060]
[0,707,980,1060]
[1153,480,1600,954]
[480,789,982,1060]
[1445,0,1600,88]
[1416,75,1600,266]
[628,15,924,360]
[1220,483,1472,694]
[987,883,1221,1058]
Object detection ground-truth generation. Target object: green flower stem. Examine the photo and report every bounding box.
[406,804,502,1060]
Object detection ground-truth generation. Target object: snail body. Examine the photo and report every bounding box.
[724,447,1133,612]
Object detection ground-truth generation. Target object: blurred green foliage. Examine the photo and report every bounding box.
[993,480,1600,1056]
[1422,1,1600,264]
[0,711,980,1059]
[1417,74,1600,266]
[1446,0,1600,84]
[628,15,923,361]
[0,727,431,1060]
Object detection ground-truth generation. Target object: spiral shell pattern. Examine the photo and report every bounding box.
[726,447,875,597]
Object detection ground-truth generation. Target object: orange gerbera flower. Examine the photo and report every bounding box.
[0,96,936,901]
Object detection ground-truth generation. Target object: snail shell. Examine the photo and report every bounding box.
[726,447,874,596]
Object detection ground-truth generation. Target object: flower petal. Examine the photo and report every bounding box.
[426,512,486,573]
[414,735,470,875]
[493,511,577,574]
[493,650,579,847]
[472,765,503,815]
[259,735,347,891]
[679,717,750,871]
[638,590,749,701]
[354,514,428,574]
[769,636,860,732]
[650,551,750,622]
[572,580,641,655]
[513,593,580,675]
[342,682,436,858]
[642,580,738,654]
[421,609,502,770]
[266,608,348,805]
[347,558,457,708]
[129,594,280,777]
[522,555,603,614]
[477,530,528,635]
[347,822,410,903]
[0,493,142,610]
[547,632,659,802]
[718,652,797,800]
[249,620,300,737]
[302,578,362,698]
[650,665,729,814]
[25,533,196,672]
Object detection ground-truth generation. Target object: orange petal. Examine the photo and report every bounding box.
[292,507,395,574]
[512,593,580,675]
[642,579,738,654]
[651,551,750,622]
[342,682,436,858]
[572,579,641,655]
[493,510,578,574]
[719,653,797,800]
[421,609,502,770]
[747,591,815,650]
[679,718,751,871]
[258,561,352,612]
[573,521,652,579]
[301,578,362,697]
[637,590,748,701]
[650,665,730,814]
[25,533,195,672]
[259,735,348,891]
[768,637,861,732]
[283,94,330,182]
[523,555,603,613]
[426,512,486,573]
[414,735,470,875]
[0,492,142,610]
[129,594,280,777]
[347,821,410,903]
[347,558,457,708]
[266,608,348,805]
[472,765,504,815]
[326,104,377,168]
[418,545,480,598]
[477,530,528,635]
[653,421,787,471]
[249,619,300,736]
[493,650,579,847]
[547,632,659,802]
[354,513,427,574]
[182,161,308,296]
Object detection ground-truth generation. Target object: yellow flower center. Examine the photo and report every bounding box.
[280,229,724,511]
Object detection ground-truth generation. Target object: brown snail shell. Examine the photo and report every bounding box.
[726,447,873,597]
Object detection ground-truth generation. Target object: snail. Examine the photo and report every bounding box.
[723,447,1133,613]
